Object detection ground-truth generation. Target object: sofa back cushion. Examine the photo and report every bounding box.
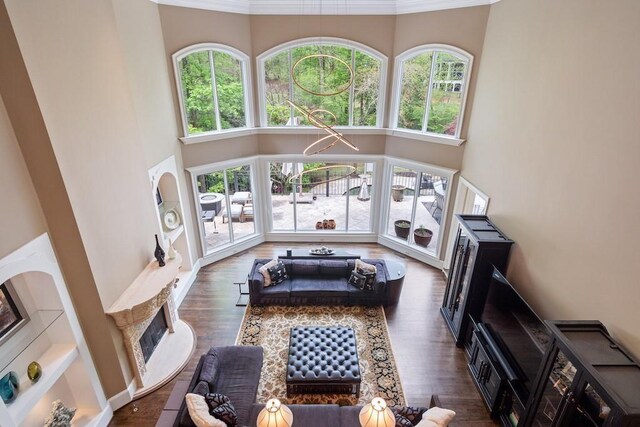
[319,260,350,277]
[291,260,320,277]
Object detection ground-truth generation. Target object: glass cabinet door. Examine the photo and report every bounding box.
[566,381,611,427]
[444,228,469,317]
[531,349,577,426]
[451,239,477,329]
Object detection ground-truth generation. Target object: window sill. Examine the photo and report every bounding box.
[386,129,465,146]
[179,128,256,145]
[178,126,465,147]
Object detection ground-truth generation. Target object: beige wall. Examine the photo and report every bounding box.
[0,96,46,258]
[463,0,640,355]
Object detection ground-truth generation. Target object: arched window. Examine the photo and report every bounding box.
[391,45,472,139]
[257,38,387,127]
[173,44,252,137]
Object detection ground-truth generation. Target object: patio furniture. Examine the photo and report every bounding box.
[222,204,245,223]
[243,204,254,221]
[231,191,252,205]
[199,192,223,216]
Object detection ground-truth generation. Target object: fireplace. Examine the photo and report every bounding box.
[139,309,168,363]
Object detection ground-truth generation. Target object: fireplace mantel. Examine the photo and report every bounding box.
[106,253,195,396]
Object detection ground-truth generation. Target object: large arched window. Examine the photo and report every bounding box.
[173,44,252,137]
[391,45,472,139]
[257,38,387,128]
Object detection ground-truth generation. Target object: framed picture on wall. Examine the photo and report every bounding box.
[0,281,29,344]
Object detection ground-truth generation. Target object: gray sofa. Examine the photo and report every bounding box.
[174,346,435,427]
[249,258,390,306]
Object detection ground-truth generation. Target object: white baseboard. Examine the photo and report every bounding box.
[108,379,137,412]
[377,235,443,269]
[174,260,202,307]
[92,405,115,427]
[200,235,265,267]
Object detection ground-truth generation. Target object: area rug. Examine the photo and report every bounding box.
[236,305,406,407]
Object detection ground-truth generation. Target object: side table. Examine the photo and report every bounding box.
[384,259,406,306]
[234,275,250,306]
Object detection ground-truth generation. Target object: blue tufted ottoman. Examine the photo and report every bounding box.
[286,326,361,397]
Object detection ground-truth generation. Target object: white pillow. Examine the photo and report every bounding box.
[417,407,456,427]
[355,259,377,275]
[258,259,278,287]
[185,393,226,427]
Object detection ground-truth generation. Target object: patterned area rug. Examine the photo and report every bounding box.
[236,305,405,407]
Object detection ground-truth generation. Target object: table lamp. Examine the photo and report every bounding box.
[359,397,395,427]
[257,398,293,427]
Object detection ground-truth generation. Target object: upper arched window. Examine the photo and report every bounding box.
[257,38,387,127]
[391,45,473,139]
[173,44,252,137]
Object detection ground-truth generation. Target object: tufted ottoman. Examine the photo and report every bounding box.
[286,326,361,397]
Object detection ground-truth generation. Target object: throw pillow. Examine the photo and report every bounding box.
[258,259,278,287]
[392,406,428,424]
[414,420,438,427]
[355,259,377,275]
[211,401,238,427]
[395,414,414,427]
[420,407,456,427]
[349,271,367,290]
[204,393,230,411]
[185,393,226,427]
[267,260,289,285]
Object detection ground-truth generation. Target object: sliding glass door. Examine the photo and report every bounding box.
[268,161,375,233]
[196,163,256,254]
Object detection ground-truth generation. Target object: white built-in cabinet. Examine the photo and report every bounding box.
[0,234,111,427]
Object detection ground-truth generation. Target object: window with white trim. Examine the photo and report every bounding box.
[258,38,386,127]
[173,44,251,137]
[392,45,472,138]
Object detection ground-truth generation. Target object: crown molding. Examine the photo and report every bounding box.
[154,0,500,15]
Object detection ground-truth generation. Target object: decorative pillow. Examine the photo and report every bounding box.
[392,406,428,425]
[258,259,278,287]
[419,407,456,427]
[395,414,414,427]
[355,259,377,275]
[211,401,238,427]
[349,271,367,290]
[204,393,230,411]
[267,260,289,285]
[185,393,226,427]
[414,420,438,427]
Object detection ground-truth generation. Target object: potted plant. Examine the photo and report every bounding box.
[414,225,433,247]
[394,220,411,239]
[391,185,405,202]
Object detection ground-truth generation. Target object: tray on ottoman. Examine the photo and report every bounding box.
[286,326,361,397]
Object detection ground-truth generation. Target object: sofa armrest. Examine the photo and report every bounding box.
[173,355,206,427]
[249,259,271,294]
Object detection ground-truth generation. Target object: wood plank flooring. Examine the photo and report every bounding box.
[109,243,497,426]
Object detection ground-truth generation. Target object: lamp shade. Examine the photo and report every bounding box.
[359,397,396,427]
[257,398,293,427]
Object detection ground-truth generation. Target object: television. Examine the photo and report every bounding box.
[480,267,550,403]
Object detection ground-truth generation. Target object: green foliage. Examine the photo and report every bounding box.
[180,50,246,135]
[264,44,381,127]
[200,165,251,194]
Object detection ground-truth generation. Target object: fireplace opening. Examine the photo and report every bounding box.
[139,310,168,363]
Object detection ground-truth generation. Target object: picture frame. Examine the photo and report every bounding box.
[0,281,29,345]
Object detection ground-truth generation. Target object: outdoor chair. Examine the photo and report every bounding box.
[222,204,245,223]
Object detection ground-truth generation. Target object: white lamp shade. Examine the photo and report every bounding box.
[359,397,396,427]
[257,398,293,427]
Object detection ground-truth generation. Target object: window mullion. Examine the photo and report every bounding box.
[422,51,438,133]
[209,51,222,132]
[288,49,295,126]
[348,49,355,126]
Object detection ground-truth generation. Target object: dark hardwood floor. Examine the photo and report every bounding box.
[110,243,497,426]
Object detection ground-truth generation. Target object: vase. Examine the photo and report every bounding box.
[167,239,177,260]
[0,371,19,403]
[414,228,433,247]
[327,219,336,229]
[28,361,42,383]
[391,185,405,202]
[315,221,323,230]
[154,234,165,267]
[394,220,411,239]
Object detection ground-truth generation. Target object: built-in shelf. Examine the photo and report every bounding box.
[8,344,79,425]
[0,309,64,374]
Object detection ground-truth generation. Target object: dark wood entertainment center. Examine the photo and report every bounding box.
[442,215,640,427]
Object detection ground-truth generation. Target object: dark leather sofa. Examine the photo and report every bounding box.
[175,346,435,427]
[249,258,390,306]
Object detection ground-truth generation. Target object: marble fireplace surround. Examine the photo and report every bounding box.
[107,254,195,397]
